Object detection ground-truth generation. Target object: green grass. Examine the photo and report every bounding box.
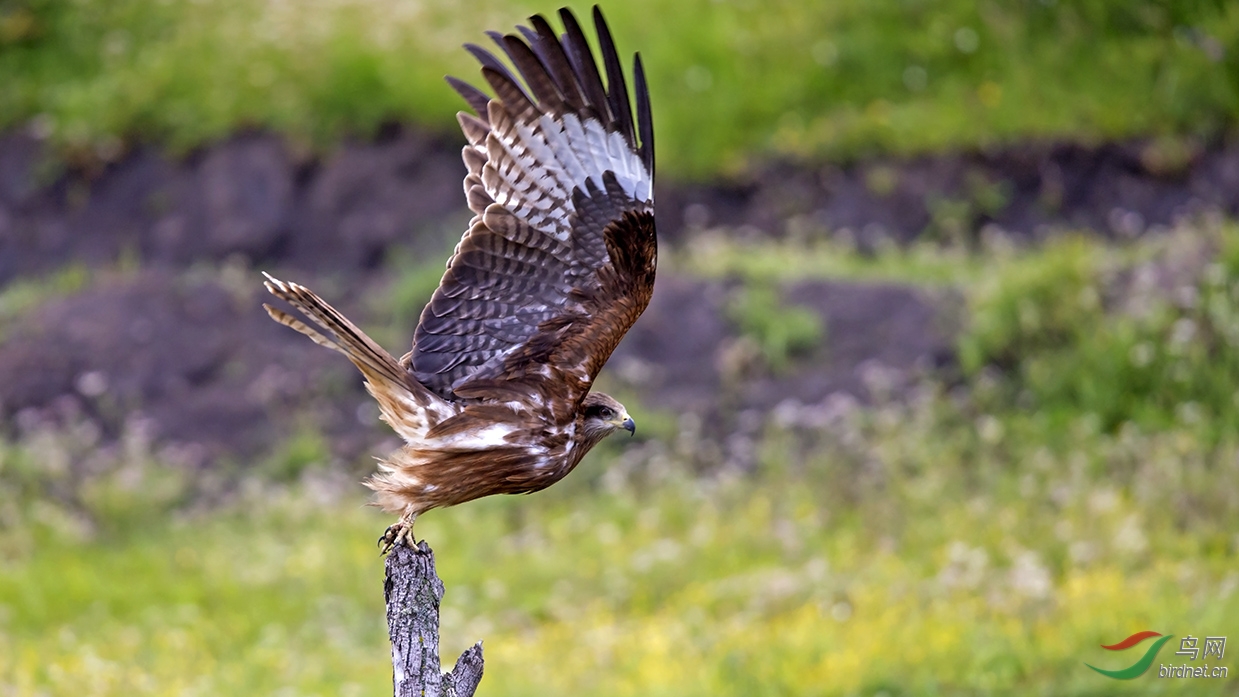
[961,220,1239,441]
[5,219,1239,694]
[670,233,992,286]
[2,383,1237,696]
[682,214,1239,441]
[5,214,1239,693]
[725,280,825,373]
[1,0,1237,178]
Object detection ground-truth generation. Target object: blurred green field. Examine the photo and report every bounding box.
[1,0,1237,177]
[4,222,1239,695]
[2,452,1236,696]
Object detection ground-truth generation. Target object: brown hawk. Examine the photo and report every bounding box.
[263,6,655,549]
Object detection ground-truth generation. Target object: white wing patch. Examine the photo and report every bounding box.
[436,421,522,450]
[364,381,460,443]
[478,107,653,242]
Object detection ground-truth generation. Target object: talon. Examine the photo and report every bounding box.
[377,513,418,555]
[378,526,399,555]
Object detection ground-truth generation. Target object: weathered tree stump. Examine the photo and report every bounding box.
[384,540,484,697]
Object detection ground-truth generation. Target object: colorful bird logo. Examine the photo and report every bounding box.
[1086,631,1174,680]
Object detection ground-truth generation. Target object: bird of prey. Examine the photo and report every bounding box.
[263,6,655,549]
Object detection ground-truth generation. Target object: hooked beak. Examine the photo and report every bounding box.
[621,417,636,436]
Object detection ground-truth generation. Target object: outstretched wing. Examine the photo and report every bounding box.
[409,6,656,406]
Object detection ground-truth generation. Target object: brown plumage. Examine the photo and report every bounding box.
[263,6,655,549]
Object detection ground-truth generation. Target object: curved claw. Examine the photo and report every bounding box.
[377,525,399,555]
[377,513,419,555]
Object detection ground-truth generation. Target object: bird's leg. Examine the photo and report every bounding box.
[378,509,419,554]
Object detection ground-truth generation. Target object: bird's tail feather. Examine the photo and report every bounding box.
[262,272,416,395]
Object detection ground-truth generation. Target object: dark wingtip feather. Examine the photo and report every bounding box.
[466,41,538,117]
[529,13,587,111]
[558,6,611,122]
[515,23,551,74]
[463,42,523,91]
[516,24,539,45]
[453,6,648,152]
[592,6,635,147]
[453,6,650,175]
[446,76,491,117]
[633,52,654,176]
[500,33,567,110]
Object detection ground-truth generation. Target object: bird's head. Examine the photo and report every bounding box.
[581,392,635,444]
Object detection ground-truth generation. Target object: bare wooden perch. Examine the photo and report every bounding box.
[384,540,484,697]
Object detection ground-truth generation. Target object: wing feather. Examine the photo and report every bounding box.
[496,34,566,112]
[633,53,656,178]
[479,66,539,123]
[447,76,491,119]
[593,7,635,150]
[527,15,588,112]
[559,9,612,123]
[412,7,655,407]
[457,112,489,147]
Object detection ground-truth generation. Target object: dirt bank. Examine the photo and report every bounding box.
[1,127,1235,467]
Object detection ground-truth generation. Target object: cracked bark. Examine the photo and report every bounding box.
[384,540,484,697]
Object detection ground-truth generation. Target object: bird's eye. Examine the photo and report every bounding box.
[599,408,614,420]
